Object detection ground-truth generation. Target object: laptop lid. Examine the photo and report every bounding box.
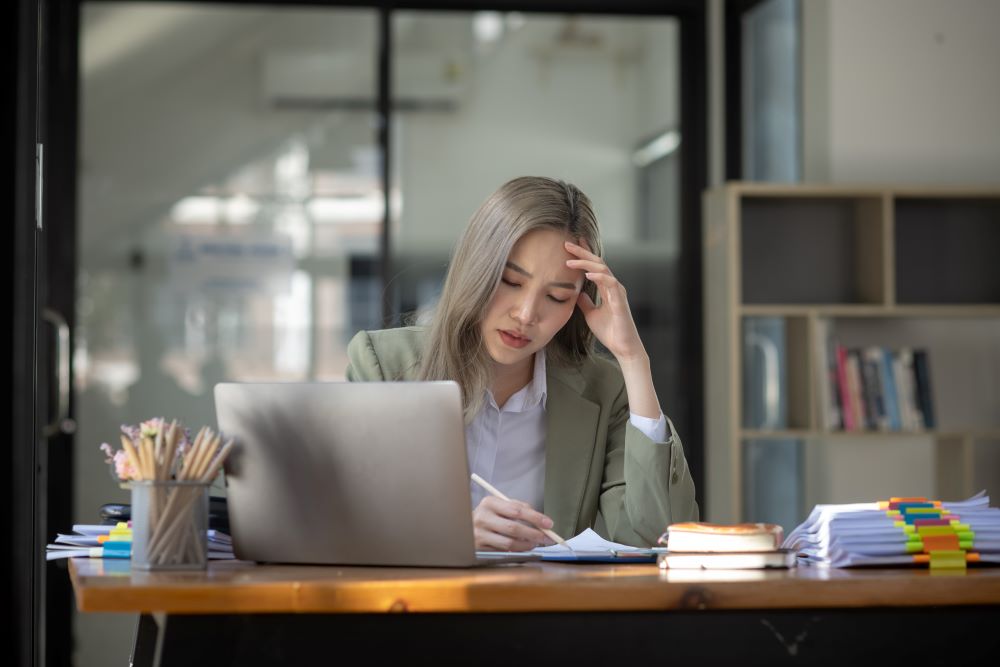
[215,381,530,567]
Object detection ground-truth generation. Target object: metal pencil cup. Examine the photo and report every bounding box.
[131,480,210,570]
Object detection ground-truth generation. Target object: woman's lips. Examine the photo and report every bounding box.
[499,329,531,349]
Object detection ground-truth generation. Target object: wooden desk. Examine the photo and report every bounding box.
[70,559,1000,665]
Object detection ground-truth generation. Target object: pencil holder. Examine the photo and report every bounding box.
[131,480,210,570]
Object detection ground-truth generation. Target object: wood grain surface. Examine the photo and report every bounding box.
[69,558,1000,614]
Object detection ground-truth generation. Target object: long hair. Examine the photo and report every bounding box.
[418,176,603,421]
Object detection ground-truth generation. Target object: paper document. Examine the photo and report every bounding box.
[476,529,657,562]
[529,528,657,561]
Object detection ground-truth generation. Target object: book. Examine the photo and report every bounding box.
[898,347,925,430]
[878,347,901,431]
[813,319,841,431]
[912,349,936,429]
[661,522,784,552]
[861,347,886,430]
[891,352,915,431]
[845,351,866,431]
[835,344,855,431]
[658,549,796,570]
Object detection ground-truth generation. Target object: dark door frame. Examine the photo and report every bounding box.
[7,1,41,666]
[33,3,707,665]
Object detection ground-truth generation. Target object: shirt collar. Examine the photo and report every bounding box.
[527,347,548,409]
[487,348,548,413]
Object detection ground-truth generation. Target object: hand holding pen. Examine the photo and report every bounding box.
[471,473,570,552]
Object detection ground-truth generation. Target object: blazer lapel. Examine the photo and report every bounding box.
[543,365,600,538]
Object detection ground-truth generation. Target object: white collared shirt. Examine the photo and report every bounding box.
[465,349,667,511]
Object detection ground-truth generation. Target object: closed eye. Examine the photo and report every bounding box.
[501,277,570,303]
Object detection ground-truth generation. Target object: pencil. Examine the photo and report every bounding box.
[470,473,571,549]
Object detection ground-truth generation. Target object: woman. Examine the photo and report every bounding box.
[346,176,698,550]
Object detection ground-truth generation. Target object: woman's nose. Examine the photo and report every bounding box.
[511,295,539,325]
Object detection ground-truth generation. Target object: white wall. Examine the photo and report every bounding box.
[803,0,1000,184]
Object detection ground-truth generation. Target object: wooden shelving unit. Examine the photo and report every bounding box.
[703,183,1000,523]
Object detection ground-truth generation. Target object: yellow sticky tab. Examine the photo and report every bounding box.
[917,526,959,537]
[929,550,967,570]
[109,523,133,540]
[902,525,915,534]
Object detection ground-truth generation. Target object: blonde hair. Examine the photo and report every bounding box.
[418,176,603,421]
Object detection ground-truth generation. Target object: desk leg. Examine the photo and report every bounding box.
[128,614,160,667]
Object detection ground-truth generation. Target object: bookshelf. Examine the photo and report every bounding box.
[703,183,1000,524]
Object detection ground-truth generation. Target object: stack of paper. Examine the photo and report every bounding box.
[784,491,1000,568]
[657,522,795,569]
[46,523,235,561]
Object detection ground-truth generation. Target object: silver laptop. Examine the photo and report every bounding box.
[214,381,539,567]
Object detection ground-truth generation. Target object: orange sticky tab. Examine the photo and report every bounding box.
[97,534,109,544]
[922,534,960,552]
[891,497,928,503]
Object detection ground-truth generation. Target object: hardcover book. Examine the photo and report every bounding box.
[661,522,784,553]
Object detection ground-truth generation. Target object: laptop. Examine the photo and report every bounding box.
[214,381,540,567]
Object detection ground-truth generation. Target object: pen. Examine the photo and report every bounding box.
[470,473,571,549]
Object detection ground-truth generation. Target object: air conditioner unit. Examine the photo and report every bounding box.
[260,50,465,112]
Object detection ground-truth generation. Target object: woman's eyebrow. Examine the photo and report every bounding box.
[505,261,578,289]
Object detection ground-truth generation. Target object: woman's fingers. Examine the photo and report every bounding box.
[584,271,628,309]
[564,240,600,262]
[565,258,610,275]
[473,497,555,551]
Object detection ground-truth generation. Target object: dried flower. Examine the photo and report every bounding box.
[101,417,193,483]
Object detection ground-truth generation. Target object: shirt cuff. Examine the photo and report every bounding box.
[629,412,668,443]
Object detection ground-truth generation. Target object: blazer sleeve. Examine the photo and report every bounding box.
[345,330,386,382]
[593,384,700,547]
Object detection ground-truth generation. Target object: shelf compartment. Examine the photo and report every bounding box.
[828,317,1000,434]
[741,316,812,431]
[895,197,1000,304]
[740,196,886,305]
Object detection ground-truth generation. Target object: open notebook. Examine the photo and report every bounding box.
[477,528,658,563]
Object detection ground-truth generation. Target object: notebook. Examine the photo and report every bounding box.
[215,381,539,568]
[508,528,658,563]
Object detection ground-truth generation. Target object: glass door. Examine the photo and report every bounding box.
[74,4,381,663]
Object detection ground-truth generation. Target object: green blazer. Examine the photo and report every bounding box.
[345,326,699,547]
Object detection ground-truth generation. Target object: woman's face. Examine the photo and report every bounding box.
[480,228,585,370]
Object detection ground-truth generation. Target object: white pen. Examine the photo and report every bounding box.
[471,473,572,550]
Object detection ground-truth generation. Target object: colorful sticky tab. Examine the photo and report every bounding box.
[101,541,131,559]
[108,522,133,541]
[928,550,967,570]
[921,534,960,552]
